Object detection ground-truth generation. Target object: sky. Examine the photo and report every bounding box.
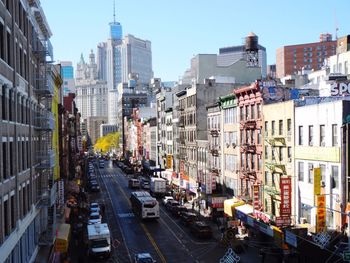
[41,0,350,82]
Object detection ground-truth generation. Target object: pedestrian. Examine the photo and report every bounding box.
[192,201,195,211]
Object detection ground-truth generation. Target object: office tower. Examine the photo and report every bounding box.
[276,33,337,78]
[97,42,107,81]
[75,51,108,120]
[60,61,75,96]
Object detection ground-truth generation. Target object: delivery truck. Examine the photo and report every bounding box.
[150,177,167,197]
[87,223,111,259]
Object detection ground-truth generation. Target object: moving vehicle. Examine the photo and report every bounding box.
[171,205,188,217]
[87,223,111,259]
[165,200,180,212]
[179,212,198,226]
[150,178,167,197]
[88,180,100,192]
[128,179,141,189]
[130,191,159,220]
[140,178,150,189]
[134,253,156,263]
[99,159,105,168]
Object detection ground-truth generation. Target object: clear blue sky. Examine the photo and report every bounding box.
[41,0,349,82]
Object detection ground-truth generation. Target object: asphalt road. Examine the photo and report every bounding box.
[94,160,226,263]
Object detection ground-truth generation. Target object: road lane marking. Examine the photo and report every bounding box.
[110,175,167,263]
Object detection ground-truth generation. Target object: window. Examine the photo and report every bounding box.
[287,147,292,160]
[10,195,15,231]
[264,146,268,159]
[331,166,338,189]
[240,107,244,121]
[271,121,275,136]
[0,23,4,60]
[308,163,314,184]
[251,104,255,119]
[298,162,304,181]
[320,164,326,183]
[298,126,303,145]
[4,199,9,237]
[320,125,325,146]
[6,30,11,66]
[264,121,268,136]
[2,142,7,179]
[332,124,338,146]
[257,129,262,144]
[308,125,313,146]
[272,146,275,161]
[257,104,261,118]
[301,203,312,224]
[245,105,250,120]
[279,147,284,161]
[279,120,283,135]
[2,85,6,120]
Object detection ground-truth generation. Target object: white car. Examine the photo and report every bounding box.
[134,253,156,263]
[88,212,102,225]
[162,196,174,205]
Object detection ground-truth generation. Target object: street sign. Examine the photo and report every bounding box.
[276,216,291,227]
[343,251,350,261]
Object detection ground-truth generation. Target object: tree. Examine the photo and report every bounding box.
[94,132,120,154]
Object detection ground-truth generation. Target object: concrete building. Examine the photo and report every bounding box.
[87,116,108,145]
[163,107,174,182]
[0,0,62,261]
[276,33,336,78]
[181,54,261,85]
[60,61,75,96]
[177,79,236,196]
[75,51,108,120]
[262,100,295,225]
[100,124,118,137]
[294,98,350,231]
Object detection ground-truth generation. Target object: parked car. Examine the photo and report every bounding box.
[179,212,198,227]
[88,180,100,192]
[165,200,180,212]
[162,196,174,205]
[88,212,102,225]
[141,179,150,190]
[134,253,156,263]
[171,205,188,217]
[125,167,133,174]
[190,221,213,238]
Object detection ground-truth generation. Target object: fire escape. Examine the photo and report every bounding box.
[33,35,56,246]
[264,130,288,214]
[209,127,220,176]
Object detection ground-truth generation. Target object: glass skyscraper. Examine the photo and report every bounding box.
[110,21,122,40]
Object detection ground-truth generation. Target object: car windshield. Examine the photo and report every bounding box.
[91,239,109,248]
[90,214,100,220]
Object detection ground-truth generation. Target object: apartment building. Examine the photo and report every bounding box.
[294,98,350,231]
[163,107,174,182]
[0,0,59,261]
[262,100,294,226]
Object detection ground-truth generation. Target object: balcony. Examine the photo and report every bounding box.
[211,168,220,175]
[34,71,54,96]
[264,184,280,196]
[241,144,256,153]
[36,149,55,169]
[240,120,256,130]
[265,162,286,174]
[240,168,257,180]
[35,111,54,130]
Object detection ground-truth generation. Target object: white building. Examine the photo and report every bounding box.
[75,51,108,120]
[294,98,350,230]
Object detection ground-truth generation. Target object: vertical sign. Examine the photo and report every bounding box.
[166,155,172,169]
[280,177,292,216]
[253,185,260,210]
[314,168,321,196]
[180,160,184,186]
[316,195,326,232]
[205,171,212,194]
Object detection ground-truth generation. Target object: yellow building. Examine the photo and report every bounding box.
[262,100,295,224]
[52,65,63,180]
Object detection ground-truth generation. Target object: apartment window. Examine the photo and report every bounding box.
[298,126,303,145]
[271,121,275,136]
[0,23,4,60]
[308,163,314,184]
[332,165,339,189]
[320,164,326,183]
[2,142,7,179]
[332,124,338,146]
[4,199,9,237]
[287,147,292,160]
[240,107,244,121]
[10,195,15,231]
[308,125,314,146]
[9,141,13,176]
[265,146,268,159]
[6,30,11,66]
[298,162,304,181]
[279,120,283,135]
[320,125,325,146]
[257,104,261,118]
[245,105,250,120]
[264,121,268,136]
[257,129,262,144]
[251,104,255,119]
[265,171,269,185]
[2,85,6,120]
[271,146,275,160]
[279,147,284,161]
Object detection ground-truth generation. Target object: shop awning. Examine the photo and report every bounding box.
[235,204,253,215]
[224,198,245,217]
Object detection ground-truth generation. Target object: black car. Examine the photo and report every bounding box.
[165,200,180,212]
[171,205,188,217]
[179,212,198,226]
[190,221,213,238]
[88,180,100,192]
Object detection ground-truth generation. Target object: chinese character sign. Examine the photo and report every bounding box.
[280,177,291,216]
[166,155,172,169]
[316,195,326,232]
[253,185,260,210]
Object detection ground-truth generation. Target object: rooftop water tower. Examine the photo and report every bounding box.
[245,32,259,68]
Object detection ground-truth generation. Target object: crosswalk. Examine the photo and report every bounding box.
[100,173,122,178]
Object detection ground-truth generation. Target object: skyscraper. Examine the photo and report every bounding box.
[60,61,75,96]
[97,42,107,81]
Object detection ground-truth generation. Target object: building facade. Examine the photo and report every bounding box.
[60,61,75,96]
[87,116,108,145]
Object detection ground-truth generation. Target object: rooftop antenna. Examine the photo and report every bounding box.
[334,10,339,72]
[113,0,116,23]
